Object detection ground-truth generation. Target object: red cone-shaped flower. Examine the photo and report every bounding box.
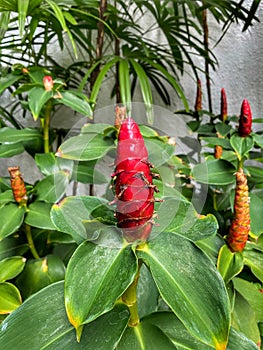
[112,117,156,242]
[43,76,54,92]
[238,99,252,137]
[227,168,250,253]
[220,88,228,122]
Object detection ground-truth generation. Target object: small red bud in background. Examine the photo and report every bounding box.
[238,99,252,137]
[112,117,156,242]
[43,76,54,92]
[227,168,250,253]
[8,167,28,205]
[220,88,228,122]
[194,79,202,112]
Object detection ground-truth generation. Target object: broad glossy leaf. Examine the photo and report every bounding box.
[201,137,232,149]
[232,292,260,345]
[0,190,14,207]
[34,172,69,203]
[58,91,92,117]
[116,321,176,350]
[230,134,254,160]
[227,327,258,350]
[137,264,159,319]
[16,255,65,299]
[51,196,114,243]
[0,143,24,158]
[0,236,28,260]
[136,232,230,349]
[0,282,22,314]
[56,133,115,161]
[28,87,52,120]
[196,234,225,264]
[25,202,57,230]
[0,281,130,350]
[0,256,26,282]
[0,204,25,240]
[152,196,218,241]
[119,312,257,350]
[0,127,42,143]
[65,240,137,330]
[247,166,263,186]
[217,245,244,285]
[35,153,74,176]
[253,133,263,148]
[0,73,22,95]
[243,249,263,283]
[192,159,236,185]
[250,193,263,237]
[81,123,112,134]
[145,139,174,167]
[72,160,108,184]
[233,277,263,322]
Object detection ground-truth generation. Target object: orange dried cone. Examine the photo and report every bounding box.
[220,88,228,122]
[227,168,250,253]
[8,166,28,205]
[214,145,223,159]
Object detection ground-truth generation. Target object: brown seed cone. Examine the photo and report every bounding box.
[8,167,28,205]
[214,145,223,159]
[227,168,250,253]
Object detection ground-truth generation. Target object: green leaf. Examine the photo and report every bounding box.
[0,127,42,143]
[0,281,130,349]
[227,327,258,350]
[217,245,244,285]
[0,256,26,282]
[34,172,69,203]
[252,133,263,148]
[153,197,218,241]
[192,159,236,185]
[250,193,263,237]
[0,204,25,240]
[215,123,232,137]
[0,191,14,207]
[119,59,131,115]
[145,138,174,167]
[28,87,52,120]
[56,133,115,161]
[25,202,57,230]
[0,236,28,261]
[50,196,112,243]
[16,255,65,299]
[233,277,263,322]
[0,282,22,314]
[130,59,153,123]
[201,137,232,149]
[232,292,260,345]
[18,0,29,36]
[243,249,263,283]
[0,73,22,95]
[136,232,230,349]
[0,143,24,158]
[230,134,254,161]
[72,160,108,184]
[65,241,137,330]
[35,153,74,176]
[57,91,92,117]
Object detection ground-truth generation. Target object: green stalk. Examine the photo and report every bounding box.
[43,99,53,153]
[122,260,142,327]
[25,224,40,259]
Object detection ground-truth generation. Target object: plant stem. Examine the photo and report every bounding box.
[25,224,40,259]
[43,99,53,153]
[122,260,142,327]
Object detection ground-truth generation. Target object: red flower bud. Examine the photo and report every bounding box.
[238,99,252,137]
[194,79,202,112]
[8,166,28,205]
[227,168,250,253]
[112,118,156,242]
[220,88,228,122]
[43,76,54,92]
